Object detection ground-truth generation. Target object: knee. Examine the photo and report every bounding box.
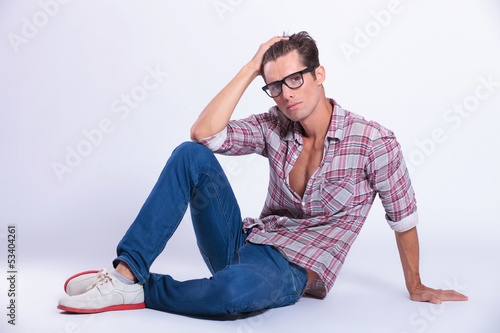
[213,265,283,314]
[173,141,212,158]
[170,142,215,166]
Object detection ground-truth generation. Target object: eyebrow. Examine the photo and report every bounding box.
[266,69,301,85]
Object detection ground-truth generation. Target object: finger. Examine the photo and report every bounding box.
[441,289,469,301]
[271,36,288,42]
[260,36,289,55]
[410,289,443,304]
[422,289,442,304]
[410,292,433,303]
[429,297,442,305]
[427,289,468,302]
[261,36,285,50]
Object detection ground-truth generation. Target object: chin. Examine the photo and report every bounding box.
[281,111,300,122]
[279,107,299,120]
[286,109,309,123]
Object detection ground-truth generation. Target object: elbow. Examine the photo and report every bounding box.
[191,120,222,141]
[190,123,207,141]
[190,125,201,141]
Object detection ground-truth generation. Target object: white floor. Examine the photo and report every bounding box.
[2,215,499,333]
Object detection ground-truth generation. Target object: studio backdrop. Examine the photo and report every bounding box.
[1,1,499,332]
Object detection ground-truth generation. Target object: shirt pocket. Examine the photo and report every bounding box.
[320,175,355,216]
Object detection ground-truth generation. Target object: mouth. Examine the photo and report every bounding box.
[286,102,301,111]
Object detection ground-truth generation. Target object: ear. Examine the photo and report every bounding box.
[315,65,326,86]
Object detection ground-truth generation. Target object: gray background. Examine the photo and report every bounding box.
[1,0,499,332]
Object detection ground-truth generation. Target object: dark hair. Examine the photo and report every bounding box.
[260,31,320,81]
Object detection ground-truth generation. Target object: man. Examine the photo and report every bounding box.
[58,31,467,316]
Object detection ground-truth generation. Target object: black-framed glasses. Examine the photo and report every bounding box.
[262,66,316,98]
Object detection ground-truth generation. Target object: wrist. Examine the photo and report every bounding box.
[406,274,422,293]
[242,61,261,80]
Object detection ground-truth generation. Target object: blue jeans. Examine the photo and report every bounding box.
[114,142,308,316]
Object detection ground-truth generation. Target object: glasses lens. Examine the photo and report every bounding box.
[285,73,303,89]
[267,83,282,97]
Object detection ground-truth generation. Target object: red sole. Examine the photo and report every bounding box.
[63,270,100,294]
[57,302,146,313]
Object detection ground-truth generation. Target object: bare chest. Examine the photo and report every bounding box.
[289,143,324,198]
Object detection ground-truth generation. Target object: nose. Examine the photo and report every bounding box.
[281,84,295,99]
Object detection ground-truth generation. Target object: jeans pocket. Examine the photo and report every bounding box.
[290,263,308,298]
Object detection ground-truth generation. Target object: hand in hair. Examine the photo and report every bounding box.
[247,36,289,77]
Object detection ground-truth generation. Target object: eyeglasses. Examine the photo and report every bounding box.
[262,66,316,98]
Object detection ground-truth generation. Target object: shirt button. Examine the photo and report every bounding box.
[302,201,306,206]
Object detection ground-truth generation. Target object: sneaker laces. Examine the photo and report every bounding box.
[86,268,113,292]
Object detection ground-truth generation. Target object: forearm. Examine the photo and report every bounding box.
[190,63,258,141]
[394,226,468,303]
[190,36,287,141]
[395,226,422,293]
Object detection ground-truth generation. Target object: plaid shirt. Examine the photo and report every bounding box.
[197,99,418,298]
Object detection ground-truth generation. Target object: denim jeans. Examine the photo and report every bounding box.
[114,142,308,316]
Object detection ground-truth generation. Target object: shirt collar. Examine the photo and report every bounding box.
[327,99,345,142]
[282,98,345,143]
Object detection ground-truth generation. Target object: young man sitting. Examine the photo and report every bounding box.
[58,31,467,316]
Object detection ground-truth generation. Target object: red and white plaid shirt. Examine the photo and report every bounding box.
[197,99,418,298]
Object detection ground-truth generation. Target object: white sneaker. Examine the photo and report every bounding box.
[58,268,145,313]
[64,270,100,296]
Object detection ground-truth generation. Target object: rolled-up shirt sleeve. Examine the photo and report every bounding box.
[195,127,228,152]
[366,132,418,232]
[193,112,275,157]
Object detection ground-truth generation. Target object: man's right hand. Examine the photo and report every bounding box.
[191,35,288,141]
[247,36,289,78]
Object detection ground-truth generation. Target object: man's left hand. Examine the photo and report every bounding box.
[409,284,468,304]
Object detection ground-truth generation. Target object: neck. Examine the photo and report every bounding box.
[300,97,333,142]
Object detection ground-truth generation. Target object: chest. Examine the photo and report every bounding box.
[289,142,324,198]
